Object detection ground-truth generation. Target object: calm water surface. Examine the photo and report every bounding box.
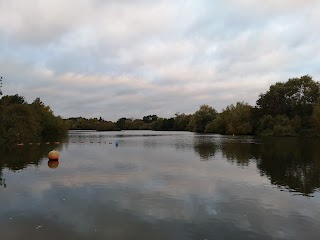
[1,131,320,239]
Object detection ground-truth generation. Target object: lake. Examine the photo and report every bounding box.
[1,130,320,240]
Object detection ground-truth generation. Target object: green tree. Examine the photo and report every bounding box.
[0,94,26,105]
[96,121,117,131]
[224,102,253,135]
[256,75,320,118]
[151,118,175,131]
[257,115,296,136]
[312,102,320,134]
[0,104,41,144]
[205,114,226,134]
[188,105,217,133]
[174,113,192,131]
[151,118,164,131]
[131,119,149,130]
[31,97,67,140]
[205,102,252,135]
[143,115,158,123]
[116,117,127,130]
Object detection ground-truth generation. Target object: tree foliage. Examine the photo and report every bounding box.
[257,115,298,136]
[174,113,192,131]
[312,102,320,134]
[66,117,118,131]
[0,95,68,144]
[143,115,158,123]
[205,102,252,135]
[188,105,217,133]
[256,75,320,118]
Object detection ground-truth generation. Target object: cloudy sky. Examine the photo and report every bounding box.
[0,0,319,120]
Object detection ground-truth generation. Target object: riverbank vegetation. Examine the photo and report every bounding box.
[0,95,68,145]
[65,75,320,136]
[1,75,320,143]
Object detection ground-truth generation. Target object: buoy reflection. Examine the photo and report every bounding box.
[48,160,59,169]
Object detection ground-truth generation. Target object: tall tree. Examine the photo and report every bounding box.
[205,102,253,135]
[174,113,192,131]
[256,75,320,118]
[188,105,217,133]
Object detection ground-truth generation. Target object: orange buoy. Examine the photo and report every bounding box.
[48,160,59,169]
[48,150,60,160]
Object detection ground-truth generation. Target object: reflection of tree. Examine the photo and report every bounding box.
[221,137,320,196]
[0,171,6,188]
[221,142,254,166]
[193,138,217,161]
[220,137,320,196]
[0,144,63,188]
[255,138,320,196]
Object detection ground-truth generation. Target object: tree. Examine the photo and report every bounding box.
[143,115,158,123]
[312,102,320,134]
[0,94,26,105]
[205,114,226,134]
[174,113,192,131]
[223,102,253,135]
[0,104,42,143]
[188,105,217,133]
[0,76,3,96]
[151,118,175,131]
[205,102,253,135]
[257,115,296,136]
[116,117,127,130]
[256,75,320,118]
[30,97,67,140]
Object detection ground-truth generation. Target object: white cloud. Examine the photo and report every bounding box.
[0,0,319,120]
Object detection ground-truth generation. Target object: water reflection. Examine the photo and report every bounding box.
[221,141,254,166]
[1,131,320,239]
[2,134,320,196]
[0,143,62,187]
[0,172,6,188]
[254,138,320,196]
[48,160,59,169]
[219,137,320,196]
[193,141,217,161]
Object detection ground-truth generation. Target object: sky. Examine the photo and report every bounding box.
[0,0,319,121]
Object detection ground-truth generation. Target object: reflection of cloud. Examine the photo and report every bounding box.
[2,134,320,239]
[1,174,320,239]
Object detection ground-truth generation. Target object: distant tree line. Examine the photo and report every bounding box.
[65,75,320,136]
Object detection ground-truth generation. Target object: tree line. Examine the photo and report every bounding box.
[66,75,320,136]
[1,75,320,144]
